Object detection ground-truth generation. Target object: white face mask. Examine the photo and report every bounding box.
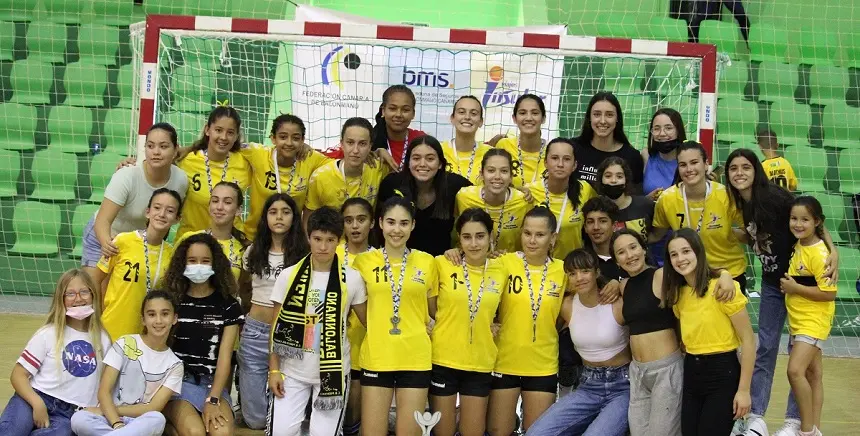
[66,305,95,320]
[184,264,215,284]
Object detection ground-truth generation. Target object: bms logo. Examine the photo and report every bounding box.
[321,46,362,89]
[481,66,547,108]
[402,67,452,88]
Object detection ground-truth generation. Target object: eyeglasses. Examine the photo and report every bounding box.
[64,289,93,300]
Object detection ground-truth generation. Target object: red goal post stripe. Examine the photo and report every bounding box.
[138,15,717,157]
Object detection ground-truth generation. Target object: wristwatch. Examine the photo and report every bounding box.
[207,396,220,406]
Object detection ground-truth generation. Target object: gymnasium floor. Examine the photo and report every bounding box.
[1,314,857,435]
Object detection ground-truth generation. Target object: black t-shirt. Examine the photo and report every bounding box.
[572,140,645,189]
[616,195,655,241]
[745,190,796,286]
[172,291,244,377]
[376,171,472,256]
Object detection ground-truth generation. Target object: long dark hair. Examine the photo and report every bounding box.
[576,91,631,147]
[373,85,416,151]
[399,135,452,219]
[513,93,547,118]
[162,233,238,300]
[792,196,827,242]
[672,140,709,185]
[192,106,242,153]
[724,148,794,230]
[662,228,719,307]
[646,108,687,156]
[211,181,249,246]
[245,193,309,278]
[545,137,583,210]
[563,248,607,290]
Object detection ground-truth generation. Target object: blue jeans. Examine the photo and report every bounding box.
[0,390,77,436]
[237,316,271,430]
[750,280,799,419]
[70,410,165,436]
[526,364,630,436]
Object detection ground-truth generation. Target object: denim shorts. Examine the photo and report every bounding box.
[173,372,233,413]
[80,216,102,267]
[791,334,825,350]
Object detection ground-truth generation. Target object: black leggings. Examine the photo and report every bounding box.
[682,351,741,436]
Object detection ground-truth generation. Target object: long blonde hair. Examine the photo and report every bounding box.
[44,269,106,371]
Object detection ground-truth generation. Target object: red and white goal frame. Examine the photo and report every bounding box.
[132,15,718,156]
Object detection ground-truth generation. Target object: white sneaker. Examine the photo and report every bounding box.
[732,418,748,435]
[773,419,801,436]
[744,416,770,436]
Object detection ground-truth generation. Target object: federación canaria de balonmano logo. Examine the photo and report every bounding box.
[321,46,362,89]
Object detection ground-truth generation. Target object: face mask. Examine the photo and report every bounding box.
[184,264,215,284]
[652,138,681,154]
[601,183,626,200]
[66,305,95,320]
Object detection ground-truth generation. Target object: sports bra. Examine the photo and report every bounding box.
[622,267,677,335]
[569,295,629,362]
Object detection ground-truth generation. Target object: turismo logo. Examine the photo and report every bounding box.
[481,66,546,108]
[402,66,452,88]
[321,46,362,89]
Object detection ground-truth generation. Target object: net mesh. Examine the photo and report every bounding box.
[0,0,857,357]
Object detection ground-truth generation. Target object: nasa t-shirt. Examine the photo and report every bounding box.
[17,325,111,407]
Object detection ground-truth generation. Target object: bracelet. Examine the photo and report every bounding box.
[111,421,123,429]
[269,369,282,375]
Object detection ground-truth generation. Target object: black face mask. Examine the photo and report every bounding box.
[601,183,626,200]
[652,138,681,154]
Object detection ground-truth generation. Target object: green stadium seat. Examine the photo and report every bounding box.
[70,203,99,258]
[838,148,860,194]
[0,21,15,61]
[115,63,134,109]
[716,98,759,145]
[187,0,231,17]
[47,105,93,154]
[749,23,789,63]
[719,60,750,100]
[163,111,206,148]
[757,62,799,103]
[7,201,62,256]
[143,0,186,16]
[43,0,85,24]
[602,59,644,95]
[25,21,66,64]
[845,34,860,69]
[793,27,839,66]
[0,149,21,198]
[0,103,38,151]
[699,20,745,60]
[768,98,812,147]
[808,66,849,107]
[617,94,654,141]
[29,150,78,201]
[91,0,135,27]
[88,152,123,203]
[648,16,688,42]
[10,59,54,104]
[595,14,641,39]
[784,144,828,193]
[822,103,860,149]
[63,62,107,107]
[172,64,216,113]
[233,0,285,19]
[78,24,119,66]
[103,108,133,154]
[648,59,697,97]
[0,0,40,22]
[818,193,847,238]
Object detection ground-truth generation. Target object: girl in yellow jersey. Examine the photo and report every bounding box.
[780,197,837,436]
[652,141,747,291]
[442,96,493,185]
[488,206,567,435]
[240,114,332,240]
[526,138,595,259]
[455,149,532,254]
[494,94,548,188]
[176,106,251,239]
[92,188,181,340]
[305,117,390,229]
[337,197,374,436]
[432,208,508,436]
[351,197,438,436]
[663,229,755,436]
[175,181,246,281]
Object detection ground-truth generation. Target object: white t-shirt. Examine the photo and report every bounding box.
[103,334,184,405]
[100,164,188,237]
[270,264,367,384]
[243,244,288,308]
[17,325,111,407]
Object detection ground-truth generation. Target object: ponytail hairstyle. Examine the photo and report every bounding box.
[192,106,243,153]
[373,85,416,152]
[140,289,178,336]
[270,114,306,139]
[144,188,183,228]
[246,193,309,278]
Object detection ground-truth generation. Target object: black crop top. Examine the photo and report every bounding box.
[622,267,677,335]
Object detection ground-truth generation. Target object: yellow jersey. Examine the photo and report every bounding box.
[786,240,836,340]
[337,243,369,370]
[497,137,547,188]
[175,230,244,281]
[526,180,596,259]
[455,186,532,253]
[176,150,251,240]
[763,156,798,192]
[653,182,747,276]
[672,279,747,355]
[97,231,174,341]
[352,249,438,372]
[239,144,332,240]
[441,140,493,185]
[431,256,508,372]
[494,252,566,376]
[305,160,390,212]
